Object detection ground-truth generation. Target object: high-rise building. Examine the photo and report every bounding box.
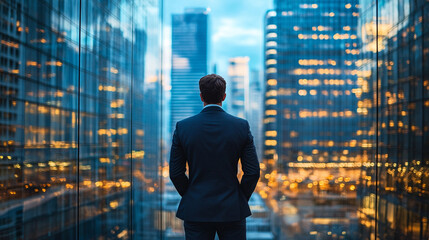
[228,57,250,118]
[358,0,429,239]
[262,1,361,238]
[0,1,162,239]
[248,69,264,159]
[170,8,209,132]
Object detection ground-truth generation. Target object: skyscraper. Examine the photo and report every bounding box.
[170,8,209,132]
[248,69,264,159]
[262,1,361,238]
[228,57,250,118]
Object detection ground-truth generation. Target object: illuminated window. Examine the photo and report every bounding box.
[267,79,277,86]
[265,110,277,116]
[266,24,277,30]
[298,89,307,96]
[265,131,277,137]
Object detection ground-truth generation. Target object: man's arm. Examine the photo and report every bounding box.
[169,122,189,196]
[239,121,261,201]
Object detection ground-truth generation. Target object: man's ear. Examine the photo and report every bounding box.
[222,93,226,102]
[200,93,204,102]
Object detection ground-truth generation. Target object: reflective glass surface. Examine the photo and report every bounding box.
[0,0,162,239]
[359,0,429,239]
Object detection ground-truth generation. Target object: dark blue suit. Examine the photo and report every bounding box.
[169,105,260,239]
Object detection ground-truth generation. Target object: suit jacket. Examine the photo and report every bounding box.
[169,106,260,222]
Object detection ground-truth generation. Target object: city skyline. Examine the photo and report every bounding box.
[163,0,272,82]
[0,0,428,239]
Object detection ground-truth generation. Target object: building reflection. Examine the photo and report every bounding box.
[358,0,429,239]
[0,0,162,239]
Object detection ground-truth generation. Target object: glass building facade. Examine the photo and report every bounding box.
[227,56,249,119]
[0,0,162,239]
[170,8,209,132]
[358,0,429,239]
[262,0,361,239]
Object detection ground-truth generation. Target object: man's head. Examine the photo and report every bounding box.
[199,74,227,105]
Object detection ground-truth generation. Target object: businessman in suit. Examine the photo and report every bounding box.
[169,74,260,240]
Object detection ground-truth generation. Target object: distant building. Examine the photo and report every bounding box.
[263,0,360,238]
[248,70,264,159]
[170,8,209,132]
[247,193,275,240]
[228,57,249,118]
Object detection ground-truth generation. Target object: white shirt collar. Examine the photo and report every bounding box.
[203,104,222,109]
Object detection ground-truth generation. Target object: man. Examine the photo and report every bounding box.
[169,74,260,240]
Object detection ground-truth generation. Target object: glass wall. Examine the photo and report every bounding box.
[358,0,429,239]
[0,0,162,239]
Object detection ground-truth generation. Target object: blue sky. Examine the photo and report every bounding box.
[163,0,273,82]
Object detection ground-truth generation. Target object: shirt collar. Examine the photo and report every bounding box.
[203,104,222,109]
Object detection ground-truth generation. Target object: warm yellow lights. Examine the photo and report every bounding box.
[288,162,362,168]
[267,79,277,86]
[45,61,63,67]
[99,85,117,92]
[299,79,321,86]
[265,140,277,146]
[266,90,277,97]
[265,110,277,116]
[1,39,19,48]
[265,99,277,105]
[264,117,276,124]
[111,99,125,108]
[265,131,277,137]
[298,90,307,96]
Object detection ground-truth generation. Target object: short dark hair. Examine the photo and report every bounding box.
[199,74,226,104]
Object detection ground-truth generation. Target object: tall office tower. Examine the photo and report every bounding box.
[0,1,24,238]
[263,1,361,239]
[358,1,429,239]
[228,57,250,118]
[0,1,162,239]
[170,8,209,132]
[248,70,264,159]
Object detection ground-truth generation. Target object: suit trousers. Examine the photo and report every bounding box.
[184,219,246,240]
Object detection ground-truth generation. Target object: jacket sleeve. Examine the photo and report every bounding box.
[169,122,189,196]
[239,121,261,201]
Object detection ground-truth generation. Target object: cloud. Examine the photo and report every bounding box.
[212,18,262,47]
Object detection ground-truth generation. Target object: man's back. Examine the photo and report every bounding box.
[170,106,260,222]
[169,74,260,239]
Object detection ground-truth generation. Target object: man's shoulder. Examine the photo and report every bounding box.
[223,112,248,125]
[177,114,200,125]
[178,111,248,126]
